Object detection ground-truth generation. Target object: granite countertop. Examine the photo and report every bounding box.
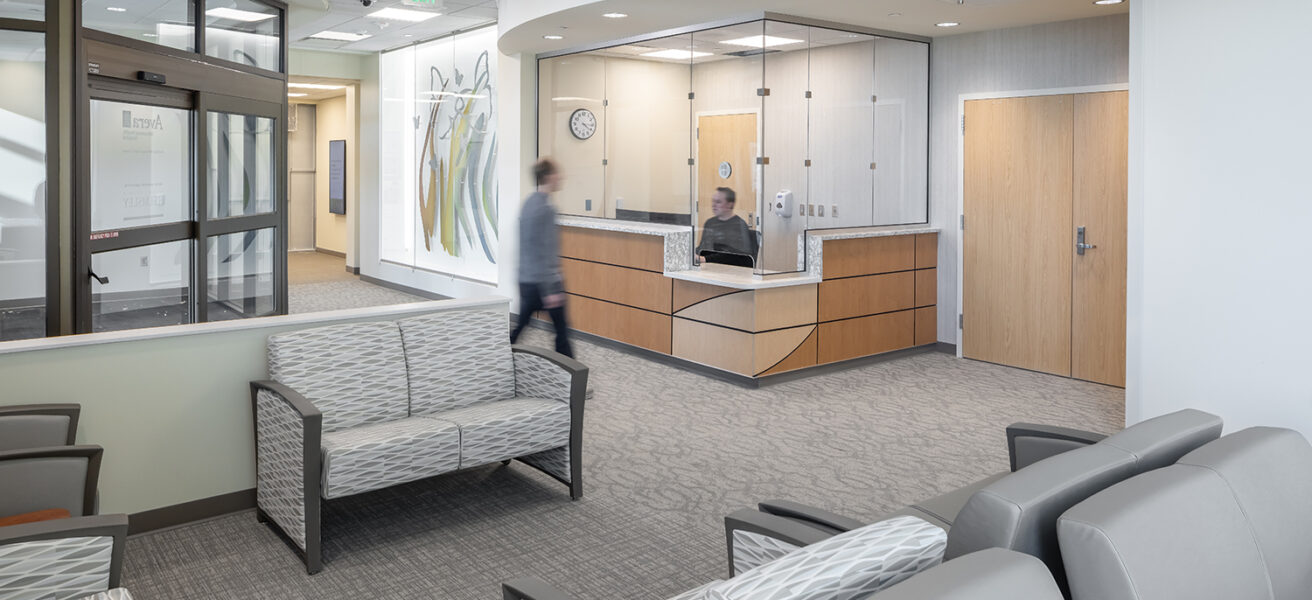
[557,215,692,236]
[807,224,940,241]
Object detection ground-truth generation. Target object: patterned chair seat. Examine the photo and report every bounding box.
[321,417,462,499]
[80,589,133,600]
[430,399,571,469]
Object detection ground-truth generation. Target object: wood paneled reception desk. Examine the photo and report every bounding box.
[557,217,939,382]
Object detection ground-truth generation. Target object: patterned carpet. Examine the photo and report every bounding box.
[121,327,1123,600]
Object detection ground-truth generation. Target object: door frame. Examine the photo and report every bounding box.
[954,83,1128,359]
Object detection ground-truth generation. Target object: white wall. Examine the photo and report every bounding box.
[313,95,351,256]
[1127,0,1312,436]
[929,14,1129,343]
[287,103,316,251]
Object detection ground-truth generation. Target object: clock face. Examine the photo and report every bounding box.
[569,108,597,140]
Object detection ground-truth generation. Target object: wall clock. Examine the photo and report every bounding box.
[569,108,597,140]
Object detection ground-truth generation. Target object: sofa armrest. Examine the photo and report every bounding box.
[725,508,840,576]
[512,345,588,406]
[1006,423,1107,471]
[871,548,1064,600]
[502,577,578,600]
[0,403,80,447]
[712,515,947,600]
[249,380,323,574]
[0,513,129,595]
[757,499,867,533]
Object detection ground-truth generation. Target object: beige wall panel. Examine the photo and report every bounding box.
[759,328,819,376]
[568,294,671,354]
[822,236,916,279]
[1072,91,1128,387]
[818,272,914,322]
[605,57,692,215]
[754,285,818,331]
[754,325,816,375]
[915,233,938,269]
[818,310,915,364]
[915,268,937,308]
[673,279,740,312]
[915,306,938,346]
[538,55,606,217]
[561,258,671,314]
[672,318,754,375]
[696,113,758,227]
[559,227,664,272]
[673,289,755,331]
[963,95,1073,377]
[314,96,351,254]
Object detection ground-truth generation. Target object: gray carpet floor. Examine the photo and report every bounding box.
[287,252,426,314]
[121,327,1124,600]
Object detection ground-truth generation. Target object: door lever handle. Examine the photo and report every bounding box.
[89,269,109,285]
[1076,226,1097,256]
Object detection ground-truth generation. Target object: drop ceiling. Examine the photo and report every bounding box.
[287,0,496,53]
[287,75,355,102]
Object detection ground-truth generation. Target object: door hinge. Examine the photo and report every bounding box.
[960,214,965,230]
[602,99,609,107]
[959,314,964,329]
[961,115,965,134]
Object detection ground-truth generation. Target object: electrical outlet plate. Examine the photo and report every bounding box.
[832,205,838,218]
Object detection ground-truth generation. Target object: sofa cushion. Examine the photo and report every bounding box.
[268,321,410,433]
[321,417,462,499]
[430,399,570,468]
[874,548,1064,600]
[1099,408,1222,472]
[907,471,1006,528]
[398,310,516,416]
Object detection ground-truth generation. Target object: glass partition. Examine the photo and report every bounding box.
[206,227,274,320]
[207,111,275,218]
[536,17,929,275]
[84,0,195,52]
[0,29,46,340]
[0,0,42,21]
[205,0,280,71]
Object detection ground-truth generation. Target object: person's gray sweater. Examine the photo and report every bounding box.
[517,191,563,294]
[696,215,758,259]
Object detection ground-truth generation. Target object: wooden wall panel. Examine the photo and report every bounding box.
[674,290,756,332]
[818,272,914,322]
[559,227,665,272]
[821,236,916,279]
[754,325,816,374]
[915,307,938,346]
[915,268,937,308]
[673,279,740,312]
[915,233,938,269]
[817,310,915,364]
[672,318,754,375]
[561,258,672,314]
[567,294,671,354]
[754,285,818,331]
[759,328,818,376]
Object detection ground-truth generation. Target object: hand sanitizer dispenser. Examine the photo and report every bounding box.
[773,190,793,218]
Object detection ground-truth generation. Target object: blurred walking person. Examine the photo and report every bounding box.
[510,158,573,357]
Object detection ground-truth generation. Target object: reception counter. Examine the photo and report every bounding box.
[557,216,939,381]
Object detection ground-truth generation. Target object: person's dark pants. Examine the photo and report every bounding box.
[510,282,573,358]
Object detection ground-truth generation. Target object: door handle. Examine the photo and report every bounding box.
[89,269,109,285]
[1076,226,1097,256]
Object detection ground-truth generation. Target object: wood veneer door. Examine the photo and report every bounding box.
[696,113,757,226]
[963,95,1074,376]
[1072,91,1128,387]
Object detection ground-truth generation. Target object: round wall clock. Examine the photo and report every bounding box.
[569,108,597,140]
[718,161,732,179]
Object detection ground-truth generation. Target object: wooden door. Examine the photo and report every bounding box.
[1072,91,1128,386]
[696,114,756,226]
[963,95,1074,376]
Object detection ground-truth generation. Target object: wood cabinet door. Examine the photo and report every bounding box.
[963,95,1074,376]
[1072,91,1129,386]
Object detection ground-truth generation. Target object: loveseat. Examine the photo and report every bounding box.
[250,307,588,573]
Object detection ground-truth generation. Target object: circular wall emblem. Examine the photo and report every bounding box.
[718,161,732,179]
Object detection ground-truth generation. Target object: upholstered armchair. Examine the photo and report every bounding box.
[0,403,81,451]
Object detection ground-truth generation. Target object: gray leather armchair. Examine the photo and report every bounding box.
[0,445,103,519]
[871,548,1064,600]
[0,403,80,451]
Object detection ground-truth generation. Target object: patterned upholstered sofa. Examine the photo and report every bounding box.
[250,308,588,573]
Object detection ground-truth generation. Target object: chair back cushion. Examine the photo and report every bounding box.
[874,548,1063,600]
[0,455,92,517]
[1099,408,1222,471]
[1176,427,1312,599]
[0,415,72,451]
[398,310,515,415]
[267,321,410,432]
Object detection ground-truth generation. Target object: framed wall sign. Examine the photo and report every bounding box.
[328,139,346,215]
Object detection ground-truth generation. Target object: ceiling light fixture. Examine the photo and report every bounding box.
[289,83,346,90]
[1094,0,1124,4]
[205,7,275,21]
[142,33,157,37]
[640,49,712,60]
[936,22,960,27]
[106,6,126,11]
[309,30,371,42]
[288,93,308,97]
[543,34,564,40]
[720,35,804,48]
[369,7,440,22]
[602,12,627,18]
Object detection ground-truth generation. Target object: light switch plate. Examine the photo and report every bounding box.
[818,205,825,217]
[832,205,838,218]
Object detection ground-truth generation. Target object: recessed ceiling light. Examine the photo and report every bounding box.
[288,93,308,97]
[309,30,370,42]
[721,35,804,48]
[888,12,902,17]
[141,33,157,38]
[602,12,627,18]
[205,7,275,22]
[640,49,712,60]
[369,7,439,22]
[289,83,346,90]
[106,6,126,11]
[543,34,564,40]
[403,34,413,37]
[936,22,960,27]
[1094,0,1124,4]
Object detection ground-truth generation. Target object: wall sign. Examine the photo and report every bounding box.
[328,139,346,215]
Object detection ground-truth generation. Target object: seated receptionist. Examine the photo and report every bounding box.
[696,187,759,267]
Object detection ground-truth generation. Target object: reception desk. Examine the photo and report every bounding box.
[558,217,938,381]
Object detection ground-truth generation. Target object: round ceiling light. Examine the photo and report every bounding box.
[936,22,960,27]
[1094,0,1125,4]
[602,13,627,18]
[543,34,564,40]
